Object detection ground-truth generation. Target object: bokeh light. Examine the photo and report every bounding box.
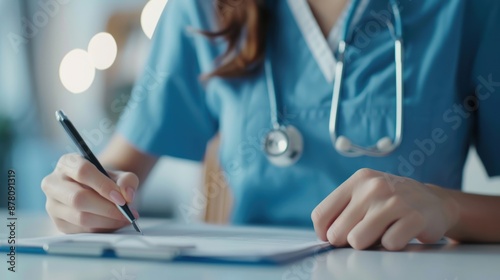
[88,32,118,70]
[59,49,96,94]
[141,0,168,39]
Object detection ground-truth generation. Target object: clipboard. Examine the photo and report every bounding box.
[0,223,333,265]
[43,240,194,260]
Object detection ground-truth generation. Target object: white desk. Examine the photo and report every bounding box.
[1,212,499,280]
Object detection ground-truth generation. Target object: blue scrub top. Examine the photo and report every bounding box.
[118,0,500,227]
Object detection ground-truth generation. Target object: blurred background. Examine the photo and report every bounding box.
[0,0,498,220]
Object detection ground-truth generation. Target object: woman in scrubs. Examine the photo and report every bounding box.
[42,0,500,250]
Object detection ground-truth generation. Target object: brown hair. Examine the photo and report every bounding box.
[202,0,268,79]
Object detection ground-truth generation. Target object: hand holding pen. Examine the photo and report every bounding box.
[41,110,142,234]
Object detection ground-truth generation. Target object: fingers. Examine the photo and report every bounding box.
[56,154,127,206]
[311,168,448,251]
[311,184,352,241]
[48,200,129,232]
[311,169,377,241]
[382,212,426,251]
[108,170,139,203]
[326,202,366,247]
[43,175,129,221]
[347,203,403,250]
[42,154,142,234]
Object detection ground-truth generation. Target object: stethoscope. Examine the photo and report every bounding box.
[264,0,404,167]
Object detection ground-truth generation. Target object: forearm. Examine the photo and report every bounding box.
[444,188,500,242]
[99,134,158,184]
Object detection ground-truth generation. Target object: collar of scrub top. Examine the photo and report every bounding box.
[287,0,369,82]
[266,0,366,128]
[329,0,405,157]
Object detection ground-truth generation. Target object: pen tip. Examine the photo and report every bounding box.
[132,221,143,235]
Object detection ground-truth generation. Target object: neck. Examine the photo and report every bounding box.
[307,0,349,37]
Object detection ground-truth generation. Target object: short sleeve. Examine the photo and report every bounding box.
[470,1,500,177]
[116,0,218,161]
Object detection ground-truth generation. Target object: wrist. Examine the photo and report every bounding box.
[426,184,460,234]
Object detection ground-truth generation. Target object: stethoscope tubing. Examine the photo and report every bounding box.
[329,0,404,157]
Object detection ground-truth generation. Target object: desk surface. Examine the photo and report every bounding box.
[1,212,499,280]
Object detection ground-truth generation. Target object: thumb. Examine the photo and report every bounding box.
[108,170,139,203]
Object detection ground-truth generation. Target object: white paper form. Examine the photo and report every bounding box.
[4,222,331,263]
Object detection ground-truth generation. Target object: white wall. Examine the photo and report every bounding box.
[463,148,500,195]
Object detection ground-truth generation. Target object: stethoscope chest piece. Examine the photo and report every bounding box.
[264,125,303,167]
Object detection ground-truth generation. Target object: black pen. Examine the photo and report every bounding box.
[55,110,143,235]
